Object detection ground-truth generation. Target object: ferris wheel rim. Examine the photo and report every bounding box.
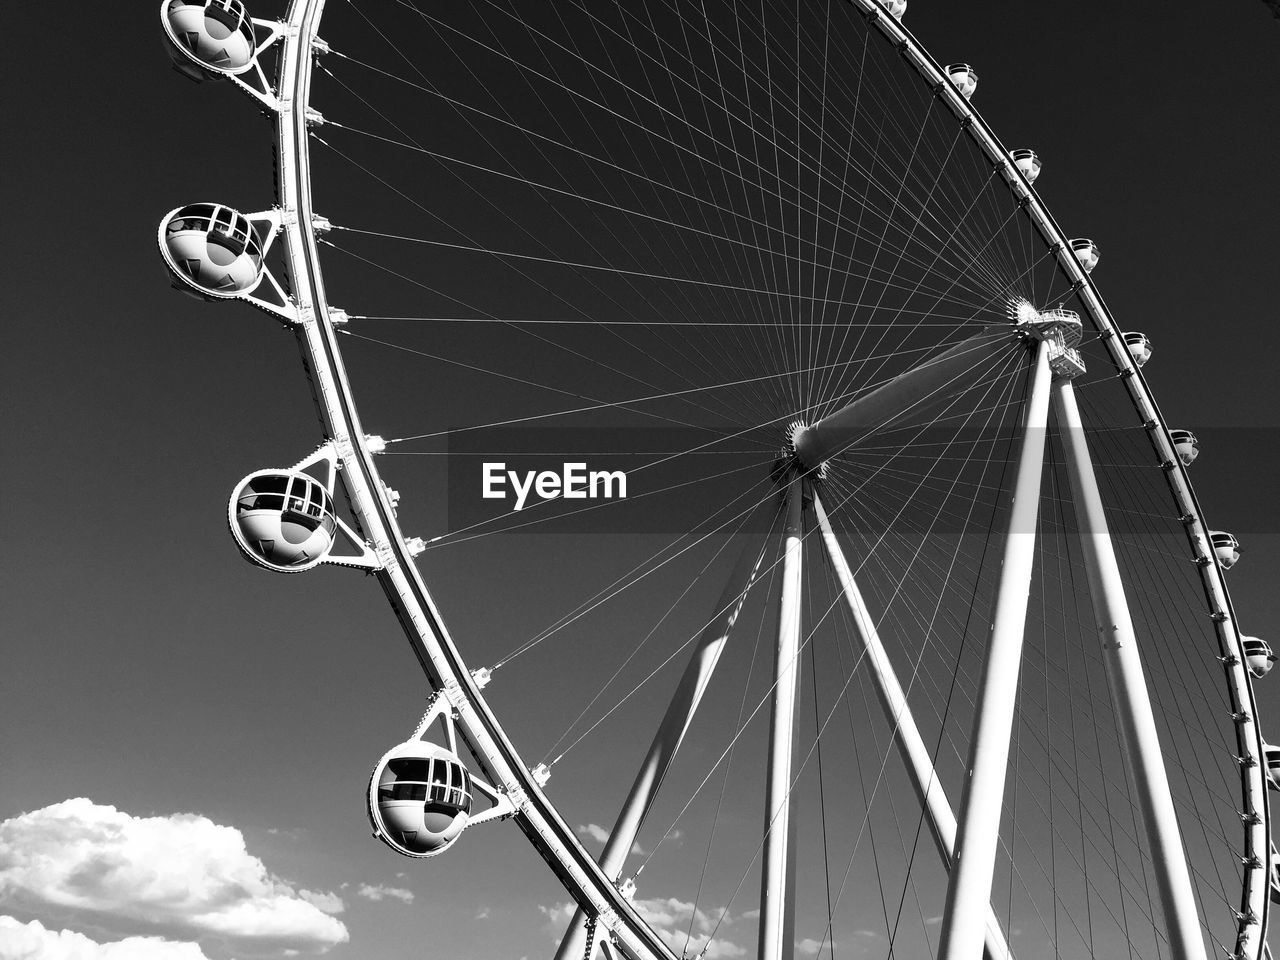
[270,1,680,957]
[257,0,1273,956]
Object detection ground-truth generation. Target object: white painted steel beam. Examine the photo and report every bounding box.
[759,477,805,960]
[1052,377,1208,960]
[793,326,1015,469]
[555,527,770,960]
[812,493,1011,960]
[938,339,1052,960]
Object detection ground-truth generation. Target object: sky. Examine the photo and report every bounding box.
[4,2,1280,960]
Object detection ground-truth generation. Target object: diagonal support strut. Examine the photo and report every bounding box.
[1052,376,1207,960]
[938,337,1053,960]
[554,507,773,960]
[812,492,1012,960]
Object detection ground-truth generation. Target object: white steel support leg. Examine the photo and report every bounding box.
[759,476,805,960]
[1052,377,1207,960]
[812,493,1012,960]
[938,339,1053,960]
[555,530,770,960]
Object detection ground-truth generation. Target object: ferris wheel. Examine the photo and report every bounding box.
[157,2,1277,959]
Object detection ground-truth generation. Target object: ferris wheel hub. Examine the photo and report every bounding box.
[1011,300,1086,378]
[774,420,828,484]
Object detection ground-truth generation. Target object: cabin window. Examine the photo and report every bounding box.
[389,758,431,781]
[240,493,284,512]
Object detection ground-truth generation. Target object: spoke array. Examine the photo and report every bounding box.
[268,1,1261,958]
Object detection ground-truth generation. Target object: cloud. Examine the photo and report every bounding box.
[538,902,576,931]
[576,824,610,844]
[541,899,745,959]
[633,898,747,959]
[796,931,879,957]
[354,884,414,905]
[296,891,344,916]
[0,799,347,954]
[0,915,212,960]
[474,906,491,920]
[574,824,645,856]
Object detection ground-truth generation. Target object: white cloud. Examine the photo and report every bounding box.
[355,884,414,905]
[634,898,747,959]
[538,902,576,930]
[796,937,830,956]
[576,824,610,844]
[0,799,347,954]
[574,824,644,856]
[0,916,211,960]
[541,899,745,959]
[297,891,344,915]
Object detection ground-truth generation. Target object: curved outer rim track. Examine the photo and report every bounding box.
[260,0,1271,956]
